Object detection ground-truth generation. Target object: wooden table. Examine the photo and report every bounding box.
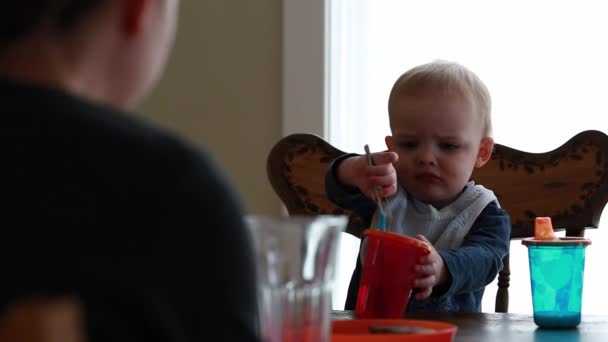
[332,311,608,341]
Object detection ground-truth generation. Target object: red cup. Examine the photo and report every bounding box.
[355,229,431,319]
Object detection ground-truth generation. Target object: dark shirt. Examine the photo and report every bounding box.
[325,155,511,312]
[0,79,259,341]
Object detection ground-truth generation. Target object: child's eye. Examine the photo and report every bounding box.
[398,141,418,149]
[439,142,459,151]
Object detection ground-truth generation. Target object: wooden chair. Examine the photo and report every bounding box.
[267,130,608,313]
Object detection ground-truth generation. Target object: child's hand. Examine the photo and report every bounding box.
[412,235,450,300]
[336,152,399,201]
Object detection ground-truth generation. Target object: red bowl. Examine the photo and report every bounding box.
[332,319,457,342]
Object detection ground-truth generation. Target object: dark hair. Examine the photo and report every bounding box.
[1,1,104,41]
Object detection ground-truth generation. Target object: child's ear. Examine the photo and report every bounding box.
[123,0,151,36]
[475,137,494,168]
[385,135,394,151]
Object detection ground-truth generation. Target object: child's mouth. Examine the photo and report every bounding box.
[415,173,441,183]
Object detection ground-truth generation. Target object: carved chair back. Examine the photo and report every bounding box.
[267,131,608,312]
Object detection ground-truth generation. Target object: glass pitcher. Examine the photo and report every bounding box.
[245,215,347,342]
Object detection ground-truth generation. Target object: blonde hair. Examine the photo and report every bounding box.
[388,60,492,137]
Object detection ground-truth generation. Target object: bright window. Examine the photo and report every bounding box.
[326,0,608,313]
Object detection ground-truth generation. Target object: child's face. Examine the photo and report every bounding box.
[386,92,493,208]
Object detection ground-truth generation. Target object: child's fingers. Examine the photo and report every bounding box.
[366,177,397,198]
[365,164,397,199]
[415,263,434,276]
[417,254,431,265]
[418,253,440,267]
[379,184,397,198]
[414,274,437,290]
[416,234,431,244]
[416,235,437,256]
[371,151,399,165]
[366,163,396,179]
[367,173,396,188]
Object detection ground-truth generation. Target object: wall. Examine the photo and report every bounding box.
[140,1,283,215]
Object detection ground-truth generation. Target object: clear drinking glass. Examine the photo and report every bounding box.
[245,215,347,342]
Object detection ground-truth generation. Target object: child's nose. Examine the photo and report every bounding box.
[416,146,437,165]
